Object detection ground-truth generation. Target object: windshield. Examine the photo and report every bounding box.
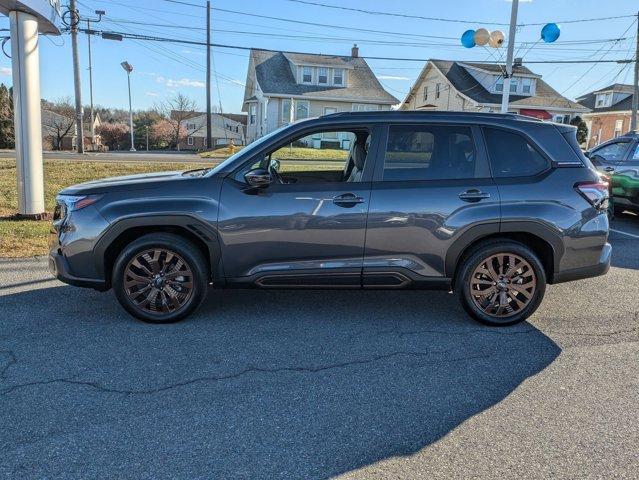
[206,124,291,176]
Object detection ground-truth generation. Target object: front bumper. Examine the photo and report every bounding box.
[552,242,612,284]
[49,250,108,291]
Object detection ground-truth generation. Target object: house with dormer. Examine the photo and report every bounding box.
[400,60,586,123]
[242,45,399,143]
[576,84,637,148]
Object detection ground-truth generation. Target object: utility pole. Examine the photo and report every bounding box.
[206,0,212,150]
[500,0,519,113]
[87,19,95,147]
[69,0,84,153]
[631,10,639,132]
[146,125,149,151]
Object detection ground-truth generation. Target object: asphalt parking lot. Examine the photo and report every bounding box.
[1,214,638,479]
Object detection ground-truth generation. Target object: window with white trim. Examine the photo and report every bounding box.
[435,83,441,99]
[595,92,612,108]
[495,77,504,92]
[187,136,194,146]
[614,119,624,138]
[521,77,533,94]
[302,66,313,83]
[423,85,428,101]
[318,67,328,85]
[509,80,518,93]
[249,104,256,125]
[352,103,379,112]
[333,68,344,86]
[296,100,310,119]
[282,99,310,122]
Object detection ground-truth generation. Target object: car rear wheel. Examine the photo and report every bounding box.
[455,240,546,327]
[112,233,208,323]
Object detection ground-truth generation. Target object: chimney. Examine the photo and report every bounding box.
[351,44,359,58]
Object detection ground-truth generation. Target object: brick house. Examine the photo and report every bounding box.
[172,111,246,151]
[400,60,587,122]
[576,84,637,148]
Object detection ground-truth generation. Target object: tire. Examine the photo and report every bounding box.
[112,233,209,323]
[455,240,546,327]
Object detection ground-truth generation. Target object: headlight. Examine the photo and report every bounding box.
[56,194,103,214]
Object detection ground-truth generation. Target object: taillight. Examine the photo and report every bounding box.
[575,181,609,210]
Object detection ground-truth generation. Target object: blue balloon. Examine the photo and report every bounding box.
[461,29,476,48]
[541,23,560,43]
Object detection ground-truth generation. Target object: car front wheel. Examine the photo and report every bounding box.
[456,240,546,327]
[112,233,208,323]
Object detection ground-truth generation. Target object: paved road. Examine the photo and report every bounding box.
[1,217,638,479]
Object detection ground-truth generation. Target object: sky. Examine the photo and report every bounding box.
[0,0,637,114]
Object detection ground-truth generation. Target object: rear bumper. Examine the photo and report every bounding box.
[552,242,612,284]
[49,250,108,291]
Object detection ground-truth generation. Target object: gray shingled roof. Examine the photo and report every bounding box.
[245,49,398,104]
[576,84,634,113]
[430,60,586,111]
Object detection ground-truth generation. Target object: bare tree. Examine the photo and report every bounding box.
[41,97,76,150]
[156,93,200,151]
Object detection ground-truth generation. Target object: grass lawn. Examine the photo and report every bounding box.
[0,157,343,258]
[201,145,348,162]
[0,159,201,258]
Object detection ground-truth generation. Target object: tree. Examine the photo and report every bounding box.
[149,119,174,150]
[156,93,199,151]
[133,109,162,150]
[96,122,129,151]
[570,116,588,145]
[0,83,14,149]
[41,97,76,150]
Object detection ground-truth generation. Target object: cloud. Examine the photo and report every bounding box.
[156,76,205,88]
[0,67,11,76]
[377,75,409,81]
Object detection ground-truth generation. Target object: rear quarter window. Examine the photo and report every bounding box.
[483,128,549,178]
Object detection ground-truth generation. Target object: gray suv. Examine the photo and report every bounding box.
[49,112,611,326]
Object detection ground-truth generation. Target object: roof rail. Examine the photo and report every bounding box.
[322,110,542,121]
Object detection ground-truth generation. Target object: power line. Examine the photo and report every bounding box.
[284,0,636,27]
[285,0,509,26]
[77,28,636,65]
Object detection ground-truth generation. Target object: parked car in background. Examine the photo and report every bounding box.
[587,132,639,215]
[50,112,611,327]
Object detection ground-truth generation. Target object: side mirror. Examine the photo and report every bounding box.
[244,168,272,188]
[269,159,281,172]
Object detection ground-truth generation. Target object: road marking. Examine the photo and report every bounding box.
[610,228,639,240]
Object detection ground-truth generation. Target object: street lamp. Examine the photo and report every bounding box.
[121,60,136,152]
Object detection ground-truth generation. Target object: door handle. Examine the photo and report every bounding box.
[332,193,365,207]
[604,166,615,172]
[458,189,491,202]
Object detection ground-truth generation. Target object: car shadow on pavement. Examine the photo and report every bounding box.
[0,285,560,479]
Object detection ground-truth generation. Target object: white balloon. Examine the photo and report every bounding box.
[474,28,490,46]
[489,30,505,48]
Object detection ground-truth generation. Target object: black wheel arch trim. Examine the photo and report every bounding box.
[445,220,564,280]
[93,214,223,282]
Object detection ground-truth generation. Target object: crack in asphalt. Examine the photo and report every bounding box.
[0,350,17,379]
[0,349,492,397]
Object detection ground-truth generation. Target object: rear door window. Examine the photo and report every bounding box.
[483,128,549,178]
[383,125,476,181]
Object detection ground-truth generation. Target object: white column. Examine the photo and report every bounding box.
[10,11,45,217]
